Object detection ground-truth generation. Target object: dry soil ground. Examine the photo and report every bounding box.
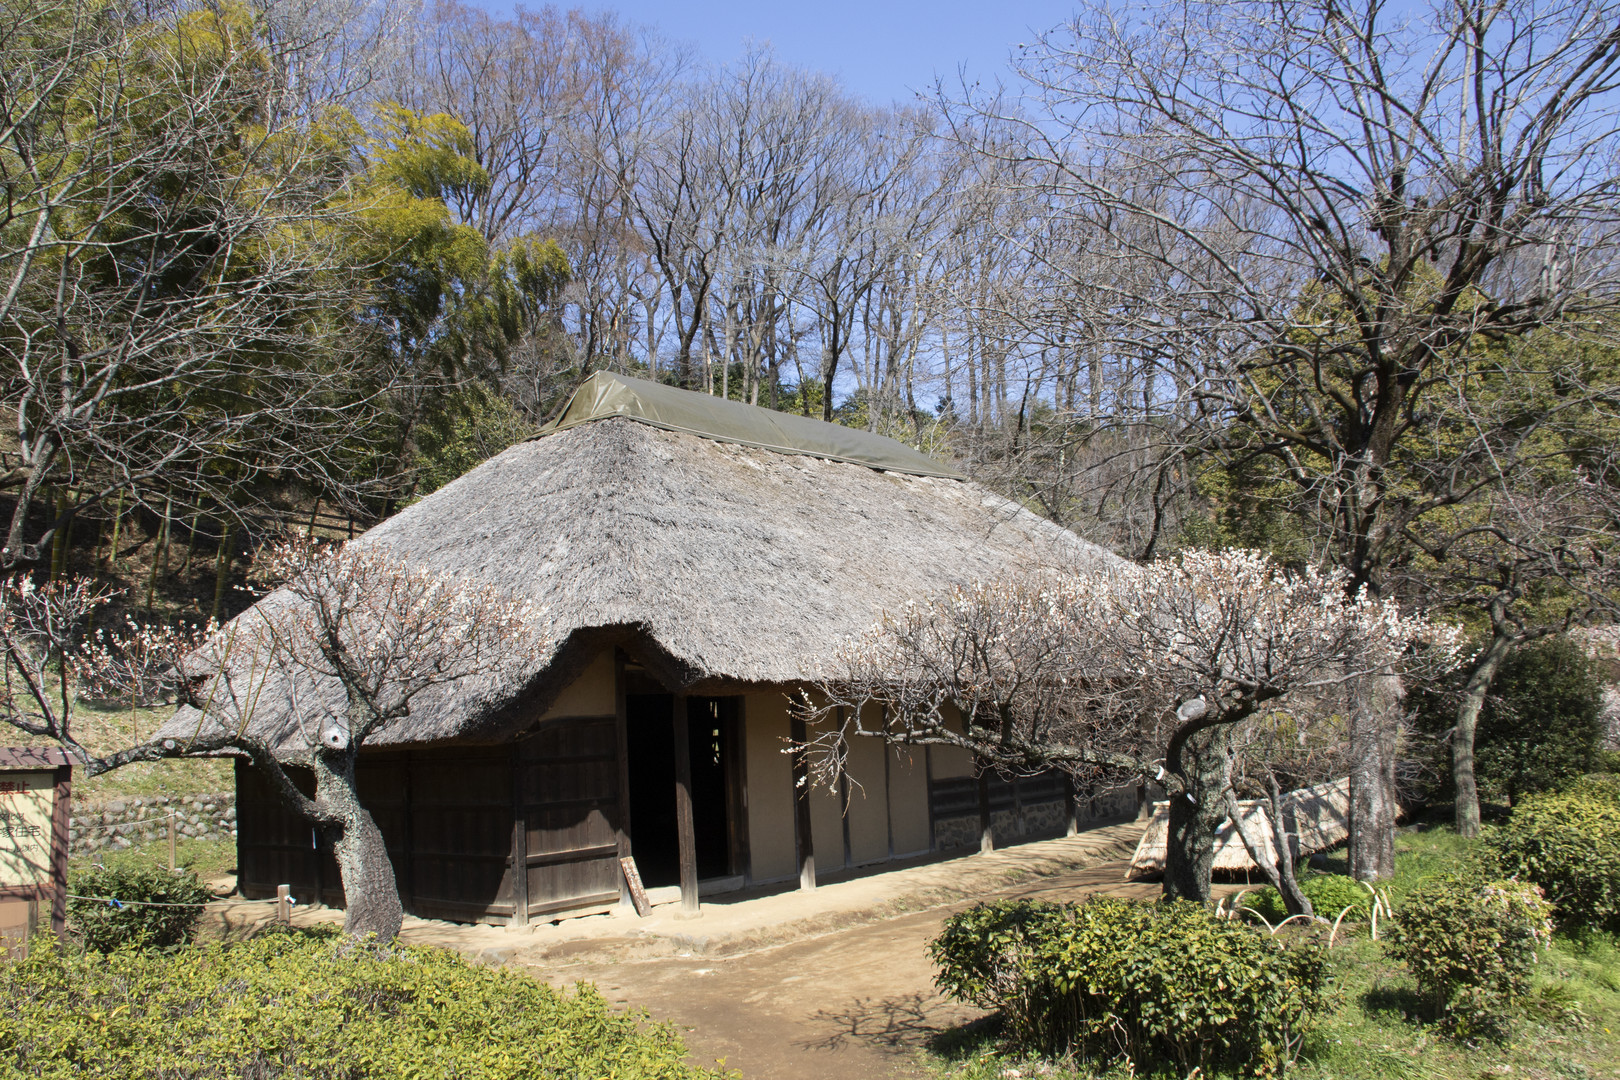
[208,822,1244,1080]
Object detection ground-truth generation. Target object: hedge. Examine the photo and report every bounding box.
[0,929,731,1080]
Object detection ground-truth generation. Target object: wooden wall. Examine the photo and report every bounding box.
[513,716,624,920]
[236,749,515,923]
[236,676,1118,923]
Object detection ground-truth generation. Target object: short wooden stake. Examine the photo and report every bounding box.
[276,884,292,925]
[167,810,177,870]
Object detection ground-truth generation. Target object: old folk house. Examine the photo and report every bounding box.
[174,373,1136,924]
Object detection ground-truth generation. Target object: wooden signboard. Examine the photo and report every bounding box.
[619,856,650,918]
[0,748,72,952]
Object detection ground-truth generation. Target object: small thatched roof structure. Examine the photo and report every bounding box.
[159,373,1123,754]
[1126,778,1351,880]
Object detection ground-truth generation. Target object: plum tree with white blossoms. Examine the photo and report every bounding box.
[0,541,546,941]
[810,549,1458,903]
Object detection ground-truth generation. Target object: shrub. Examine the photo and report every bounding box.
[1487,785,1620,932]
[931,897,1330,1077]
[1564,771,1620,803]
[1243,874,1371,925]
[928,898,1072,1040]
[67,863,212,952]
[0,930,729,1079]
[1386,875,1553,1040]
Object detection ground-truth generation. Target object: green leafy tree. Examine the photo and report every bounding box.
[1417,636,1606,807]
[0,0,402,564]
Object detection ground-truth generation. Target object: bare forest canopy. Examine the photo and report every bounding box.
[4,0,1620,642]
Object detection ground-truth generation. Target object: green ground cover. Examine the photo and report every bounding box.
[924,824,1620,1080]
[0,928,733,1080]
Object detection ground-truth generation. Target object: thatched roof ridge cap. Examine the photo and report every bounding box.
[534,371,964,479]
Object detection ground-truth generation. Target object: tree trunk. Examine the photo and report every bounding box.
[1453,630,1513,838]
[1349,671,1402,881]
[1225,785,1313,918]
[1164,728,1230,903]
[312,751,404,941]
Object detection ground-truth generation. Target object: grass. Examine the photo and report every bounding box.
[921,821,1620,1080]
[8,686,236,804]
[69,835,237,885]
[72,755,233,804]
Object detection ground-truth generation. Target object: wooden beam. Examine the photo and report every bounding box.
[672,692,699,913]
[977,767,994,854]
[789,706,816,891]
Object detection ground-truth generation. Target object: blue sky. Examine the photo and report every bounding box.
[475,0,1079,105]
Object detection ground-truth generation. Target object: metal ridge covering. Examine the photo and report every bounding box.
[537,371,964,479]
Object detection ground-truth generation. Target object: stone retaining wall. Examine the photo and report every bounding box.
[69,792,237,855]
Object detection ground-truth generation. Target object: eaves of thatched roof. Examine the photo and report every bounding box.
[159,382,1123,752]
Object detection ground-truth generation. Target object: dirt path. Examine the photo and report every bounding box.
[525,860,1175,1080]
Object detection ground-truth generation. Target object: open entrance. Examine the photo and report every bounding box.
[624,695,744,888]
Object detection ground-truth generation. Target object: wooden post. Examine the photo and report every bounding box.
[613,651,632,906]
[883,733,895,861]
[838,773,853,871]
[1063,774,1080,837]
[977,768,994,854]
[789,707,816,891]
[276,884,291,925]
[400,751,414,914]
[672,692,699,914]
[509,743,529,928]
[168,809,177,870]
[925,746,936,852]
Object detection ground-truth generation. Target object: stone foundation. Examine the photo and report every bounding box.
[69,792,236,855]
[933,787,1139,851]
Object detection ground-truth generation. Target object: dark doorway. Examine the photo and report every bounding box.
[624,695,742,887]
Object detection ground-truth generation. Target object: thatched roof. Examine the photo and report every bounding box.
[159,378,1122,753]
[1126,778,1351,879]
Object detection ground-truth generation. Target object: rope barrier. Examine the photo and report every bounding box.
[66,892,292,909]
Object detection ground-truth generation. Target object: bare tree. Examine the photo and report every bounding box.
[962,0,1620,876]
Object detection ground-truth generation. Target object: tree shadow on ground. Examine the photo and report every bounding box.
[1362,982,1430,1024]
[925,1014,1003,1058]
[802,992,984,1054]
